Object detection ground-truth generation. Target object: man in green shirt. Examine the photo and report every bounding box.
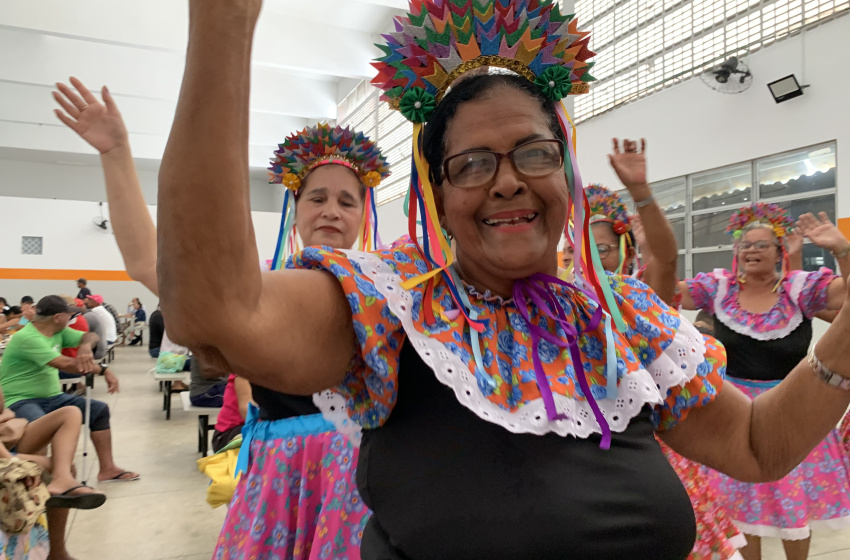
[1,295,139,482]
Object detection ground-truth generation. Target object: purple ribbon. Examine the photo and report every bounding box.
[512,273,611,450]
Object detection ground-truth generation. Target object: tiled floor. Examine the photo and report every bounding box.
[61,346,850,559]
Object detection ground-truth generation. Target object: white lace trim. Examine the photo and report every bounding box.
[712,269,808,342]
[315,250,708,441]
[733,514,850,540]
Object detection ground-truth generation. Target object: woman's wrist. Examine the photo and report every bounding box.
[629,183,652,203]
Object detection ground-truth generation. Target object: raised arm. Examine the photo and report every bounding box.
[609,138,679,304]
[157,0,354,394]
[53,78,158,294]
[796,212,849,310]
[662,286,850,482]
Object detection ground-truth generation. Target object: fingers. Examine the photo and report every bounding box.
[611,138,621,154]
[52,89,81,121]
[101,85,118,112]
[55,82,87,113]
[69,76,98,105]
[818,211,833,225]
[640,138,647,154]
[54,109,82,133]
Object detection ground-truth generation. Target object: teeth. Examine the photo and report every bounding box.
[484,213,536,226]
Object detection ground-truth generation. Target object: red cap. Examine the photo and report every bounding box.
[86,294,104,305]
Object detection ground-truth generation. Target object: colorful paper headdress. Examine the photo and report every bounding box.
[373,1,631,450]
[727,202,794,289]
[584,184,634,274]
[373,0,595,123]
[267,124,390,270]
[727,202,793,240]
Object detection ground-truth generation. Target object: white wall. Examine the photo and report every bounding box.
[575,16,849,219]
[0,196,284,308]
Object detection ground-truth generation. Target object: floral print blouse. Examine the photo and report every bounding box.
[289,236,725,441]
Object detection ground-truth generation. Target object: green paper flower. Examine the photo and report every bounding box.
[534,66,573,102]
[399,89,436,123]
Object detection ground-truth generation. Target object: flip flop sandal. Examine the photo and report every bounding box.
[47,486,107,510]
[100,471,140,483]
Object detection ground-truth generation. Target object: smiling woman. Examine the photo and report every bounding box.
[157,1,850,559]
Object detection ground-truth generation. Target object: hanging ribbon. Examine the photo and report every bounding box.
[271,190,297,271]
[513,274,610,449]
[234,402,260,476]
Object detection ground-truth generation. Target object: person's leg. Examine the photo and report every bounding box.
[739,535,761,560]
[40,394,139,482]
[15,406,89,495]
[9,399,49,423]
[189,382,226,408]
[46,508,73,560]
[781,537,810,560]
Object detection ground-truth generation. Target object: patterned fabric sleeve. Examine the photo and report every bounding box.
[685,272,720,314]
[795,268,839,318]
[289,245,408,439]
[608,274,725,432]
[653,334,726,432]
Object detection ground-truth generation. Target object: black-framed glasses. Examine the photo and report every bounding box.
[738,240,779,251]
[442,139,564,188]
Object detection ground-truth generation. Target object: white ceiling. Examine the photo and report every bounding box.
[0,0,407,170]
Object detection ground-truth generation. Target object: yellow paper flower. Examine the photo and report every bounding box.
[282,173,301,191]
[774,225,786,238]
[363,171,382,188]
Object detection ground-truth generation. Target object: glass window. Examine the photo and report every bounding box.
[758,144,837,199]
[692,209,737,248]
[670,217,685,247]
[775,194,836,223]
[800,243,836,273]
[693,250,734,275]
[691,163,753,211]
[651,177,687,215]
[574,1,849,122]
[678,254,686,280]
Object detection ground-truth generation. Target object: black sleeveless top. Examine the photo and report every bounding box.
[712,317,812,382]
[358,341,696,560]
[250,385,320,421]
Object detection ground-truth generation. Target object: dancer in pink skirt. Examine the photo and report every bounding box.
[681,204,850,560]
[213,123,389,560]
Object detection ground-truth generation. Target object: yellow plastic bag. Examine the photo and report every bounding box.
[197,448,241,508]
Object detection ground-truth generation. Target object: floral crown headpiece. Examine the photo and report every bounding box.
[586,185,631,236]
[727,202,794,290]
[267,124,390,270]
[373,0,631,450]
[726,202,793,240]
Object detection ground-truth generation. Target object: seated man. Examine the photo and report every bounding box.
[84,295,117,346]
[0,296,139,483]
[0,306,22,334]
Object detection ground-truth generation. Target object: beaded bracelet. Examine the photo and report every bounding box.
[808,347,850,390]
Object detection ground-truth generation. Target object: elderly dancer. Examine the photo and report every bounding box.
[159,1,850,558]
[680,205,850,560]
[53,78,382,559]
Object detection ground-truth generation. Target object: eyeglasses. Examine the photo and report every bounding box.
[563,244,618,257]
[442,139,564,189]
[738,240,779,251]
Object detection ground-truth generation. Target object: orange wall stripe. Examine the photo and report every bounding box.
[839,218,850,241]
[0,269,133,281]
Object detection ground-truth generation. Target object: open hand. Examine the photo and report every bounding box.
[784,228,804,256]
[796,212,849,255]
[609,138,649,195]
[53,77,128,155]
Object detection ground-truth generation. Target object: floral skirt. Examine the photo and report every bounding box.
[0,519,49,560]
[214,413,369,559]
[659,439,745,560]
[703,378,850,540]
